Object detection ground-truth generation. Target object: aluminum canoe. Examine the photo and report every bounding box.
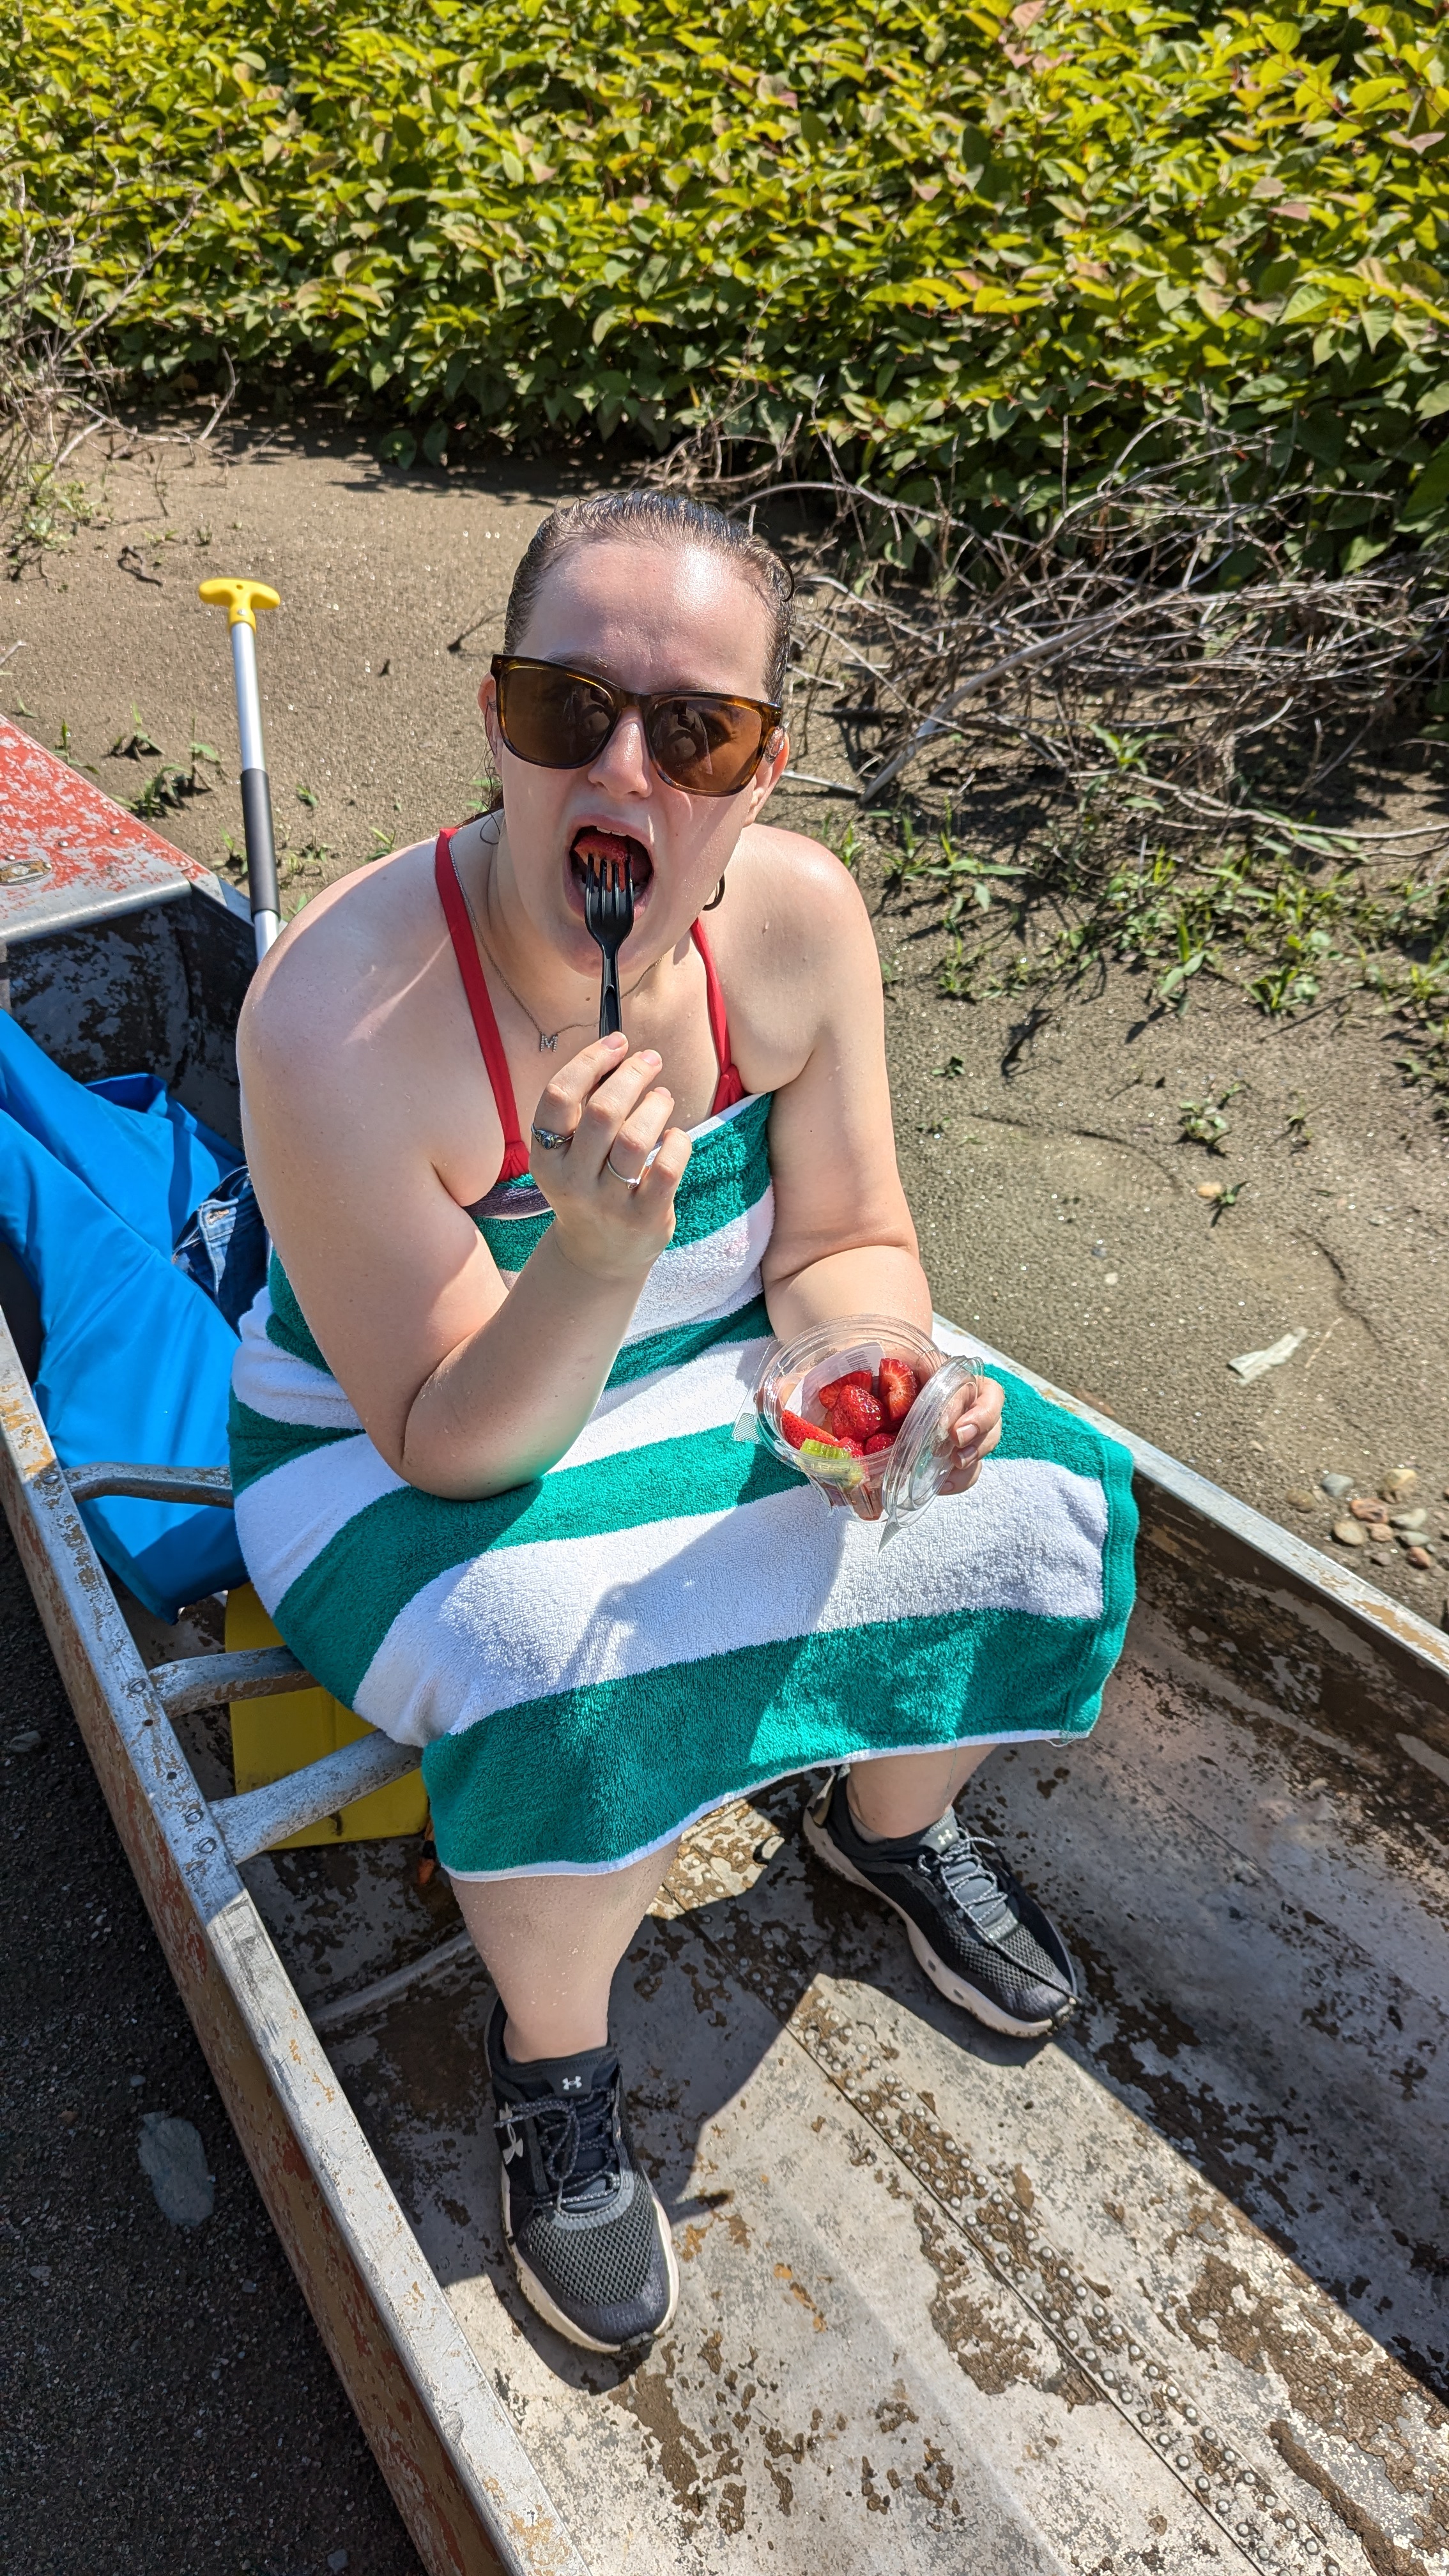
[1,723,1445,2575]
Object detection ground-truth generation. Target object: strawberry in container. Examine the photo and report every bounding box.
[739,1314,981,1539]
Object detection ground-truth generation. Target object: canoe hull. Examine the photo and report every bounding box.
[0,1323,589,2576]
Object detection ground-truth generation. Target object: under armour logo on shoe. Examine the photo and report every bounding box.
[560,2074,585,2090]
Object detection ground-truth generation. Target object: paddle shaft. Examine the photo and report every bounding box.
[228,619,281,960]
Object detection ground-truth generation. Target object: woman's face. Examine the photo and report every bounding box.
[477,537,788,971]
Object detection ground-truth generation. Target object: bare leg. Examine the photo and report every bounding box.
[848,1742,993,1841]
[450,1841,678,2063]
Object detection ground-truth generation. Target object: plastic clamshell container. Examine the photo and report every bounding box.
[738,1314,980,1542]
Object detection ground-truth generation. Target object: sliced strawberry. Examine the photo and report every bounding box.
[780,1407,828,1452]
[816,1368,873,1411]
[573,827,634,871]
[831,1383,883,1443]
[864,1430,896,1455]
[878,1358,919,1425]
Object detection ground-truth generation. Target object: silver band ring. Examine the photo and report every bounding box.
[605,1153,642,1190]
[530,1123,571,1152]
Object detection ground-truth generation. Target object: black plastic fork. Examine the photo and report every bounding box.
[583,852,635,1039]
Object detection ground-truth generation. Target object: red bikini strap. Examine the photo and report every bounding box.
[434,829,532,1183]
[690,917,746,1116]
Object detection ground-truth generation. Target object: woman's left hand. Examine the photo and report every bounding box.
[836,1367,1002,1519]
[937,1369,1003,1496]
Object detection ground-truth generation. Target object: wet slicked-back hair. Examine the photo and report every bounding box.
[502,491,793,703]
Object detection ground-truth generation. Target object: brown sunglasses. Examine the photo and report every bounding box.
[491,654,782,798]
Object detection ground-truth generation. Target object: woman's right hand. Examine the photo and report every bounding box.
[528,1031,693,1282]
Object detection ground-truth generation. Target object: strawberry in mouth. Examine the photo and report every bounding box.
[569,827,652,905]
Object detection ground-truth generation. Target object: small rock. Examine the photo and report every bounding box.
[1104,1271,1119,1285]
[328,2555,350,2573]
[1349,1496,1388,1522]
[1381,1468,1418,1499]
[1197,1180,1224,1200]
[1406,1545,1434,1569]
[1333,1519,1370,1547]
[137,2113,215,2228]
[1285,1490,1318,1512]
[1091,1241,1108,1259]
[29,2263,51,2285]
[1390,1508,1427,1530]
[1320,1473,1353,1500]
[5,1729,42,1754]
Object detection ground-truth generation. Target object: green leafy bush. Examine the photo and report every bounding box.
[6,0,1449,556]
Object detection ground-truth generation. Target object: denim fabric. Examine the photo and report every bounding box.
[172,1164,268,1330]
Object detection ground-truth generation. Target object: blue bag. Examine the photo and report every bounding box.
[0,1014,248,1618]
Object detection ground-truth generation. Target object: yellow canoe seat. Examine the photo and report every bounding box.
[226,1583,428,1847]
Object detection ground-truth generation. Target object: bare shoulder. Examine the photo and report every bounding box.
[705,817,880,1089]
[721,816,873,966]
[239,839,440,1094]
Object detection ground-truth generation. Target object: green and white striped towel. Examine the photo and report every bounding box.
[230,1092,1137,1878]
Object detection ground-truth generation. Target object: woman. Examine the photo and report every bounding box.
[232,491,1136,2356]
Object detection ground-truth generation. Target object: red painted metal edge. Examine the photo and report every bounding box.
[0,717,218,944]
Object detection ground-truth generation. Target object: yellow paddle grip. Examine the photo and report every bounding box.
[197,576,281,630]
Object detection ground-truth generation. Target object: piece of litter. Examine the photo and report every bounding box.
[1228,1329,1306,1384]
[137,2112,215,2227]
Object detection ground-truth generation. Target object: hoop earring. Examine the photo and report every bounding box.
[703,875,726,910]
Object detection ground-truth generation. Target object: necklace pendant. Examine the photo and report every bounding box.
[539,1031,557,1052]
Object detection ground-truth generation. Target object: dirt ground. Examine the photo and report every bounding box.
[3,417,1448,2571]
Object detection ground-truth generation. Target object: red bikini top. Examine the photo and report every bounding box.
[434,827,746,1186]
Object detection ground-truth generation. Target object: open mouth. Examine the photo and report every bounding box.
[569,827,653,906]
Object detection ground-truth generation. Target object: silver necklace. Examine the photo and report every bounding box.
[457,842,656,1050]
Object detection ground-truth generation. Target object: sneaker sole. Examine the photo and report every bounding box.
[802,1801,1066,2040]
[500,2170,681,2356]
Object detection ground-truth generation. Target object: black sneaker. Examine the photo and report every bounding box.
[802,1771,1079,2037]
[485,1998,679,2353]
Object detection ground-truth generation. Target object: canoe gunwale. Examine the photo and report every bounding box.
[0,1305,590,2576]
